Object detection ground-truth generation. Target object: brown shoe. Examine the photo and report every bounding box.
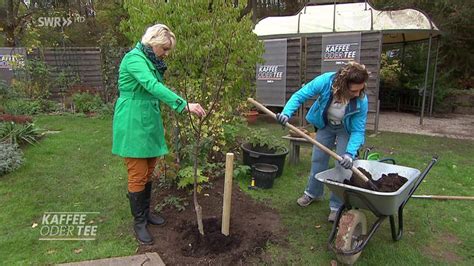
[297,194,315,207]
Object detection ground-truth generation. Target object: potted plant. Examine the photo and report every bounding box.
[239,102,259,124]
[242,109,259,124]
[240,128,289,177]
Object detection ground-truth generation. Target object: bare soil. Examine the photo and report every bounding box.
[138,175,286,265]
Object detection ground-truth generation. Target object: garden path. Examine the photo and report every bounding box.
[377,111,474,140]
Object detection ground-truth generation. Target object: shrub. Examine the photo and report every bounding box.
[97,102,115,118]
[155,196,188,213]
[245,128,286,153]
[10,59,52,101]
[222,122,246,152]
[380,53,401,89]
[0,143,24,176]
[177,166,209,190]
[0,122,41,145]
[72,93,103,113]
[4,99,41,115]
[0,80,11,101]
[233,164,251,180]
[56,70,80,98]
[38,99,60,113]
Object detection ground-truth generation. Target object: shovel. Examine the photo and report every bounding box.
[248,98,378,191]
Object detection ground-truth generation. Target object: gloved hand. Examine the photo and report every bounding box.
[339,153,353,169]
[276,113,289,126]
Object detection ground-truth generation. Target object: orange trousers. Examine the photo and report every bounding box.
[124,157,158,192]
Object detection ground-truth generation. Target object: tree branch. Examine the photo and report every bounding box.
[201,30,235,125]
[238,0,253,22]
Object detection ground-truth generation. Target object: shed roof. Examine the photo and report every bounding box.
[254,2,440,44]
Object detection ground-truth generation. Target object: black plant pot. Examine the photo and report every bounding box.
[251,163,278,189]
[241,142,288,177]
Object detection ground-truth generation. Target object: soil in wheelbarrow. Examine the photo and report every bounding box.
[343,167,408,192]
[137,173,287,265]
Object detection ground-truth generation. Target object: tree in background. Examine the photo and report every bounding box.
[121,0,263,235]
[371,0,473,90]
[0,0,36,46]
[0,0,129,48]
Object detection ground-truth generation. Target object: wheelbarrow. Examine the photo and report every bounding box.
[315,157,438,264]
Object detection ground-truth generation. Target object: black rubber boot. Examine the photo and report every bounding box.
[128,190,154,245]
[144,182,165,226]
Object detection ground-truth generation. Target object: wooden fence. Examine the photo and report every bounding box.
[27,47,103,96]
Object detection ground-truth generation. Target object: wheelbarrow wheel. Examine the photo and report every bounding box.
[335,210,367,265]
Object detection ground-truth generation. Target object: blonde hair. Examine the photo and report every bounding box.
[141,24,176,50]
[332,61,369,104]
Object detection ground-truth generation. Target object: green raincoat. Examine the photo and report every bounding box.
[112,43,187,158]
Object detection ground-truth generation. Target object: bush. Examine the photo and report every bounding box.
[380,53,401,89]
[10,59,52,101]
[245,128,286,153]
[0,143,24,176]
[97,102,115,118]
[4,99,41,115]
[0,80,11,101]
[72,93,103,113]
[0,122,41,145]
[38,99,60,113]
[177,166,209,190]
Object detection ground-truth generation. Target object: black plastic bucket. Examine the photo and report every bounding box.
[241,143,288,177]
[251,163,278,189]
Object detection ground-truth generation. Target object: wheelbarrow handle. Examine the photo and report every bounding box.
[248,98,373,185]
[406,155,439,202]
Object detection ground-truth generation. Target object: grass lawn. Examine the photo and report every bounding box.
[0,115,473,264]
[0,115,136,264]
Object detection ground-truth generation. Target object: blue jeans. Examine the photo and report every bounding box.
[304,123,349,211]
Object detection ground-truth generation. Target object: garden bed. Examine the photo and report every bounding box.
[138,174,287,264]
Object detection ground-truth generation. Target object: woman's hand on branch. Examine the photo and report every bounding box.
[185,103,206,117]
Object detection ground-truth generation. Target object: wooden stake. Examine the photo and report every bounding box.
[222,153,234,236]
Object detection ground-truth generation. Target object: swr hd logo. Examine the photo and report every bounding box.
[36,15,85,27]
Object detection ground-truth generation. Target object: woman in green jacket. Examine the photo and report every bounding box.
[112,24,205,245]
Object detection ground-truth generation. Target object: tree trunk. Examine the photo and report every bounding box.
[193,134,204,235]
[5,25,16,47]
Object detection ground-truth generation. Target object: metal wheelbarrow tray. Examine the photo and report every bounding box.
[317,160,421,216]
[315,157,438,264]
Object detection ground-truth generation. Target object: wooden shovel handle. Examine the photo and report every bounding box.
[248,98,371,183]
[412,195,474,200]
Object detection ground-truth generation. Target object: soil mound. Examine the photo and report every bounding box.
[343,167,408,192]
[180,217,241,257]
[138,175,286,265]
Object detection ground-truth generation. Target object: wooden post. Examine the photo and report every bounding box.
[221,153,234,236]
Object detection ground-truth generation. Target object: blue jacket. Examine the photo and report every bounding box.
[282,72,368,157]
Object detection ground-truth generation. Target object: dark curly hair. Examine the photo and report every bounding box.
[332,62,369,104]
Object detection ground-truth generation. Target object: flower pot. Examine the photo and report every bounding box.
[243,111,259,124]
[241,142,288,177]
[251,163,278,189]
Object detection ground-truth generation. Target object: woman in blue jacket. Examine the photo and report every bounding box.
[276,62,369,222]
